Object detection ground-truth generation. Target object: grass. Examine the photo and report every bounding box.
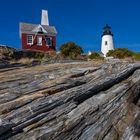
[10,58,35,65]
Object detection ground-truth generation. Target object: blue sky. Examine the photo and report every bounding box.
[0,0,140,52]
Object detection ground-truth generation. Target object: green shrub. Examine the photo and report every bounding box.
[107,48,134,59]
[13,51,45,60]
[89,52,104,60]
[60,42,83,59]
[33,52,45,59]
[133,53,140,60]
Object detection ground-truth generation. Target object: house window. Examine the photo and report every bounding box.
[37,36,42,46]
[46,37,52,46]
[105,41,108,46]
[27,35,33,45]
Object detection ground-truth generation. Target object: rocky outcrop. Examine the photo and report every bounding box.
[0,61,140,140]
[0,45,16,68]
[0,45,16,60]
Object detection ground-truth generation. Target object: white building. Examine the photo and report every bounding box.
[88,51,92,56]
[101,24,114,57]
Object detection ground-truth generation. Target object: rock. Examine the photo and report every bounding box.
[0,45,16,60]
[0,59,9,68]
[134,113,140,137]
[0,61,139,140]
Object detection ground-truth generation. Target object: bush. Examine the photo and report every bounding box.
[13,51,45,60]
[89,52,104,60]
[107,48,134,59]
[133,53,140,60]
[33,52,45,59]
[60,42,83,59]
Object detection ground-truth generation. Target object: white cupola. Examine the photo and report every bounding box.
[101,24,114,57]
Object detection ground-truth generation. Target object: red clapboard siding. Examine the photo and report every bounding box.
[22,33,56,52]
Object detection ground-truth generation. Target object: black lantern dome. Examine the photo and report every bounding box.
[102,24,113,37]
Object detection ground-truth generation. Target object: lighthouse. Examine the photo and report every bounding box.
[101,24,114,57]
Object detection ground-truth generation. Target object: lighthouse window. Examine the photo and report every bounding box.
[46,37,52,46]
[105,41,108,46]
[27,35,33,45]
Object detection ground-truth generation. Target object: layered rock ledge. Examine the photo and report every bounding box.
[0,60,140,140]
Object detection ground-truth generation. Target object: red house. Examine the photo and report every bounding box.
[20,10,57,52]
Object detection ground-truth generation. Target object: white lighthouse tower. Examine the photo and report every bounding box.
[101,24,114,57]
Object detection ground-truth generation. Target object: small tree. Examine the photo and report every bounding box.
[107,48,134,59]
[60,42,83,59]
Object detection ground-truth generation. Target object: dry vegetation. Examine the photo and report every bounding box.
[10,58,35,65]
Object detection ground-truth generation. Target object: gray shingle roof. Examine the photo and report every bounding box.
[20,22,57,36]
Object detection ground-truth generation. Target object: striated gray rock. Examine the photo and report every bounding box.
[0,61,140,140]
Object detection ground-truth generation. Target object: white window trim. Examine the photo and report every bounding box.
[46,37,52,46]
[27,35,33,45]
[37,36,43,46]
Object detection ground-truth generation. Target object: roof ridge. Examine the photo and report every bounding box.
[20,22,57,35]
[20,22,55,28]
[20,22,38,26]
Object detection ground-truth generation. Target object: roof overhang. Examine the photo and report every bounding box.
[32,24,47,34]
